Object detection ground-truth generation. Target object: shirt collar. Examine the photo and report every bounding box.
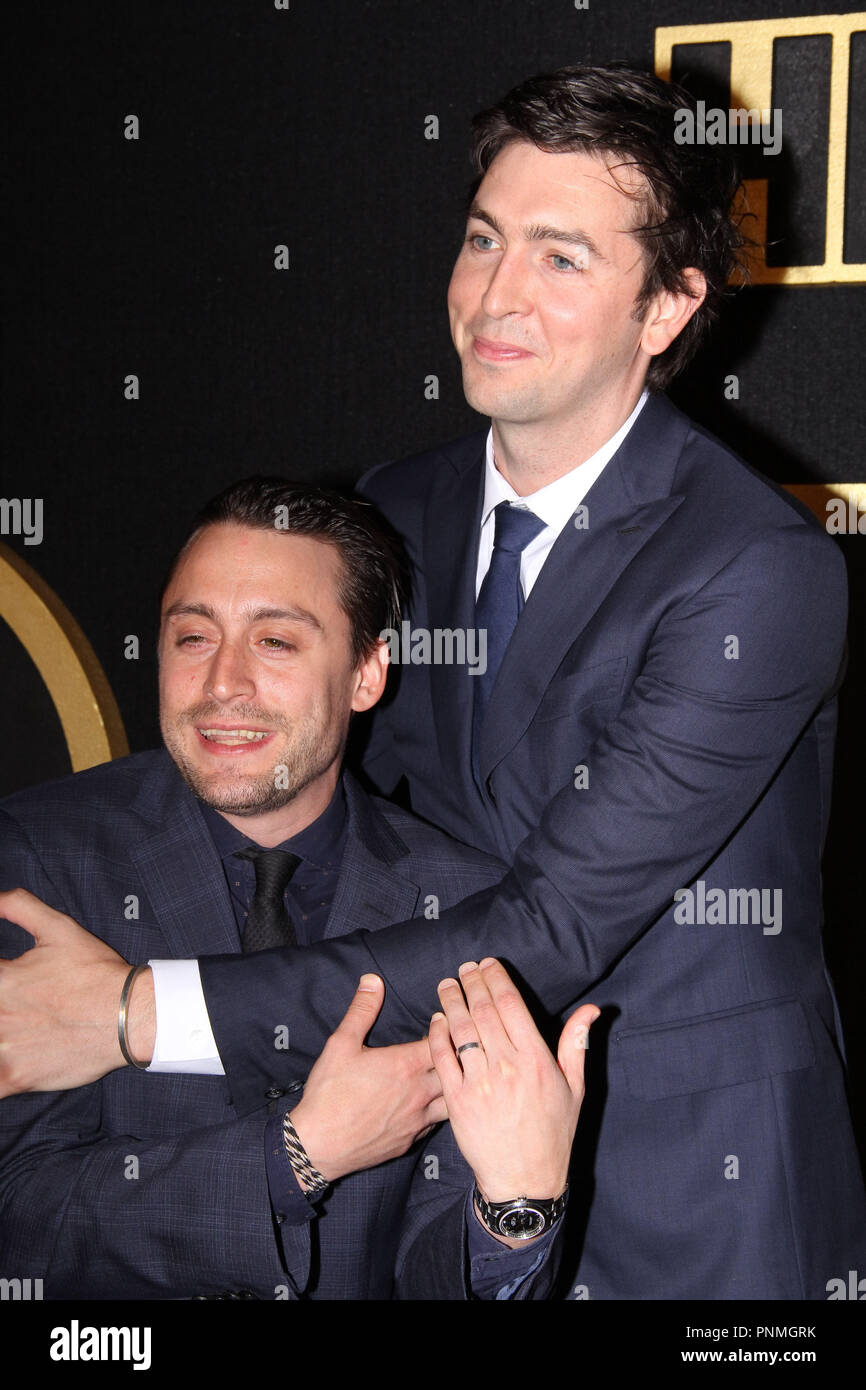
[200,776,348,871]
[480,389,649,532]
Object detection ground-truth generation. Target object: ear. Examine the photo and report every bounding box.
[640,267,707,359]
[350,639,390,714]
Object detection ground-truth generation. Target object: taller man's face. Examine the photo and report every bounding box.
[158,523,382,840]
[447,141,655,432]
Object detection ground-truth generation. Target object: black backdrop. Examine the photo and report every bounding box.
[2,0,865,1161]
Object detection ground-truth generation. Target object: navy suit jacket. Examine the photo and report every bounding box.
[196,393,866,1299]
[0,752,564,1300]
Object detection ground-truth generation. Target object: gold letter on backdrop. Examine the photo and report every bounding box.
[0,542,128,774]
[656,13,866,285]
[657,14,866,520]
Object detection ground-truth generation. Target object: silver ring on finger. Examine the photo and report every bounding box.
[457,1041,484,1056]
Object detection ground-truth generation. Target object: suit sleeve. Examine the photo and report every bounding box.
[0,811,310,1300]
[394,1124,564,1300]
[199,525,848,1111]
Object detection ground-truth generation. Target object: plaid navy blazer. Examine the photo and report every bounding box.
[0,751,560,1299]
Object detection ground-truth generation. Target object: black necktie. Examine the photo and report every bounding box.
[234,847,300,952]
[473,502,546,778]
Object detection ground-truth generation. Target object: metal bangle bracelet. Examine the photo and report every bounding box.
[118,964,150,1070]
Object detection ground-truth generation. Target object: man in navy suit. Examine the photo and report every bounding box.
[0,479,595,1299]
[1,64,864,1298]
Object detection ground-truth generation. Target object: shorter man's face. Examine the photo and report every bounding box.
[447,141,654,431]
[159,524,366,829]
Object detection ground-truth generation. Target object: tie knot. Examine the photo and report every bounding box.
[492,502,546,555]
[234,846,301,898]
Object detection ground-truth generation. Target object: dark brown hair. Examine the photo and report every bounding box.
[161,478,406,665]
[471,64,748,389]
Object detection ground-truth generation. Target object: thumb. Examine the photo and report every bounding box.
[557,1003,600,1097]
[0,888,72,946]
[331,973,385,1049]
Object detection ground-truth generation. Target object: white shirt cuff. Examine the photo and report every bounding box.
[146,959,225,1074]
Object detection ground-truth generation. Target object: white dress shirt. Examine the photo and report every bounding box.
[476,389,649,598]
[148,390,649,1071]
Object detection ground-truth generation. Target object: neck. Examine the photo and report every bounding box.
[491,382,645,495]
[217,764,340,848]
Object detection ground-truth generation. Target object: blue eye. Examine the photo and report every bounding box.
[468,234,497,251]
[550,253,577,272]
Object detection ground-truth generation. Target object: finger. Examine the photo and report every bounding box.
[420,1095,448,1127]
[427,1010,464,1094]
[417,1056,445,1105]
[413,1072,446,1115]
[389,1036,439,1074]
[456,960,511,1058]
[557,1004,601,1097]
[436,977,486,1067]
[330,974,385,1048]
[0,888,74,946]
[477,957,539,1049]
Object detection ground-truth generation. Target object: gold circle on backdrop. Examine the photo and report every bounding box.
[0,541,128,772]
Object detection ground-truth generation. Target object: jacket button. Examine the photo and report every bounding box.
[265,1086,284,1100]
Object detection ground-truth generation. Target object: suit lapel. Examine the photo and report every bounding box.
[324,774,421,939]
[129,760,420,951]
[129,753,241,958]
[422,436,487,791]
[478,395,691,781]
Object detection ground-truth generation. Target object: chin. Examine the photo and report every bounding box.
[176,760,292,816]
[211,792,297,816]
[464,380,539,425]
[199,778,299,816]
[462,375,508,419]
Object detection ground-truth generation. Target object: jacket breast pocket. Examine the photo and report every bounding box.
[614,997,816,1101]
[533,656,627,725]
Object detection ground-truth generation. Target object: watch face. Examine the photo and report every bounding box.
[498,1205,545,1239]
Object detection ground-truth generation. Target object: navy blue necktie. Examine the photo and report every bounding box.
[472,502,546,779]
[234,847,301,952]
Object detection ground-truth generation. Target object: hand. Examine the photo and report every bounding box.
[0,888,152,1094]
[429,958,599,1212]
[289,974,446,1186]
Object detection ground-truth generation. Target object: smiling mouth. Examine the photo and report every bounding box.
[472,336,534,360]
[197,728,272,745]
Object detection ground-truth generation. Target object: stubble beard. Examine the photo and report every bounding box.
[161,701,344,817]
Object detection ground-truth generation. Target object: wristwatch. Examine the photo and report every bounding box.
[474,1184,568,1240]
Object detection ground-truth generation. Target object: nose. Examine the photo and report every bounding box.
[204,639,256,704]
[480,250,532,319]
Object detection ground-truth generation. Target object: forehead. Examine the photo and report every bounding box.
[162,524,346,616]
[475,140,647,242]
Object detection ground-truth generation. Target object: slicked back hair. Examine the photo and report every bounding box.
[161,477,406,667]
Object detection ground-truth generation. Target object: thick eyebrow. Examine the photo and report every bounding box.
[467,203,604,262]
[162,600,323,631]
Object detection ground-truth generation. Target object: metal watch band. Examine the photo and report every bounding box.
[282,1112,330,1197]
[474,1184,569,1240]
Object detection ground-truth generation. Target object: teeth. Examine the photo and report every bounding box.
[198,729,270,743]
